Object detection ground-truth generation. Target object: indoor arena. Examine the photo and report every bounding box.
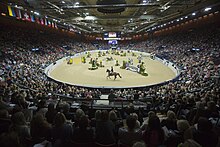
[0,0,220,147]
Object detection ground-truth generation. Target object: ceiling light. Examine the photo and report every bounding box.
[143,0,147,3]
[75,2,79,5]
[204,7,211,12]
[176,19,179,22]
[180,18,183,20]
[185,16,188,19]
[192,12,196,16]
[61,1,65,4]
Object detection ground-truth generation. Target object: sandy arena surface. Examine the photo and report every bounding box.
[49,51,176,88]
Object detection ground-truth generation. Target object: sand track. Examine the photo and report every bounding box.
[49,51,176,88]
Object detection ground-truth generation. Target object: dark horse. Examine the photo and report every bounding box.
[106,69,122,80]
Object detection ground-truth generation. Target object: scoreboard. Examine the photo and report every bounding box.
[103,32,121,40]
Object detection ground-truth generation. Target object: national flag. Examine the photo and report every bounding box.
[23,12,31,21]
[51,22,54,28]
[48,20,51,27]
[44,18,48,25]
[8,6,16,17]
[15,8,22,19]
[11,7,16,17]
[54,22,57,28]
[40,18,44,25]
[31,15,35,22]
[35,17,41,24]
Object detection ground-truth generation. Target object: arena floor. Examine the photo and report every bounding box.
[49,51,176,88]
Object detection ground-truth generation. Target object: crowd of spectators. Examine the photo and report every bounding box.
[0,19,220,147]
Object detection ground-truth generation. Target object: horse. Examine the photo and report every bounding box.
[106,69,122,80]
[106,57,113,61]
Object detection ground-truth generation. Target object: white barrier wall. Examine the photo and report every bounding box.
[132,50,180,76]
[44,57,68,76]
[155,57,180,76]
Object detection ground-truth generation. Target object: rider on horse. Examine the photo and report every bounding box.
[106,68,122,80]
[111,66,114,73]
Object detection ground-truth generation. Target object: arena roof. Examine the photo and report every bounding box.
[3,0,220,34]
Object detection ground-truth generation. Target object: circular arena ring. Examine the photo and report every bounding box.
[45,50,180,89]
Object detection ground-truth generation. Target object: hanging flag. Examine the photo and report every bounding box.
[31,15,35,22]
[15,8,22,19]
[40,18,44,25]
[8,6,13,16]
[54,22,57,28]
[51,22,54,28]
[35,16,41,24]
[23,12,31,21]
[48,20,51,27]
[7,6,16,17]
[44,18,48,25]
[11,7,16,17]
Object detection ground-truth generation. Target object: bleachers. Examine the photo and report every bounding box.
[0,16,220,147]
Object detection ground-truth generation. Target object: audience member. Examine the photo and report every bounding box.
[95,110,116,145]
[72,115,94,143]
[118,115,142,146]
[142,115,164,147]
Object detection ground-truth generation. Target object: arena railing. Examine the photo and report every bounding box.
[54,93,151,110]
